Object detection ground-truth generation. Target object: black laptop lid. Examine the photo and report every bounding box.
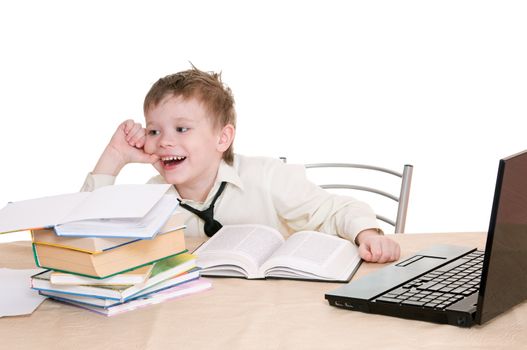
[476,150,527,324]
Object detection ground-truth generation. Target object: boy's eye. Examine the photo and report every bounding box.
[176,127,189,133]
[148,130,160,136]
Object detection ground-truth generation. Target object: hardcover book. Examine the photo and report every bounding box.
[31,211,186,253]
[50,264,154,286]
[33,228,186,278]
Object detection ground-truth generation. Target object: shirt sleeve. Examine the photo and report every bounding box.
[269,160,380,244]
[79,173,117,192]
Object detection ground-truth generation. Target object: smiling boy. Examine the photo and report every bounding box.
[82,67,400,263]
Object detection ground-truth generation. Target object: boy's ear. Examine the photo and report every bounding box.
[216,124,235,153]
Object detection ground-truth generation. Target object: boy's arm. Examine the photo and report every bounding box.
[269,161,400,263]
[81,119,159,192]
[80,173,116,192]
[93,119,159,176]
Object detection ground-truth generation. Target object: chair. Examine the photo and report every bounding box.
[303,162,413,234]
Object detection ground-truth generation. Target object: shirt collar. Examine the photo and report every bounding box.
[216,158,244,191]
[154,158,244,205]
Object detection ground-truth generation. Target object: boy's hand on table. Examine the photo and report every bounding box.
[356,229,401,263]
[93,119,159,176]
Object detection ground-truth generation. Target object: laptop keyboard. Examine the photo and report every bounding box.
[374,250,484,310]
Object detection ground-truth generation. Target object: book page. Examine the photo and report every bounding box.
[55,194,179,238]
[63,184,172,222]
[198,265,249,278]
[195,224,285,278]
[0,268,47,317]
[32,228,137,253]
[260,231,360,281]
[0,184,172,234]
[0,192,88,233]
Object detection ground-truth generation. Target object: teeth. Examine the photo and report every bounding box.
[161,156,186,161]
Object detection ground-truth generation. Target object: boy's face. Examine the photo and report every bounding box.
[144,95,228,191]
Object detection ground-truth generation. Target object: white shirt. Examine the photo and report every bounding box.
[81,154,380,244]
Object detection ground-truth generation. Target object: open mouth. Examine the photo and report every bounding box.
[161,155,187,168]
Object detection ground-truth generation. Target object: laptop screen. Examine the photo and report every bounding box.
[477,150,527,324]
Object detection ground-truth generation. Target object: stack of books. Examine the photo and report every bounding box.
[31,250,211,316]
[0,184,212,316]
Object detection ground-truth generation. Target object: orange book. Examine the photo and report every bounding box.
[33,229,186,279]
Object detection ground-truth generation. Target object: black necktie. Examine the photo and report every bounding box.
[177,182,227,237]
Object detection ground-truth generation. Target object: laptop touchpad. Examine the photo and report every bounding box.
[396,255,446,267]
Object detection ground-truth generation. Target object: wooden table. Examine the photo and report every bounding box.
[1,232,526,349]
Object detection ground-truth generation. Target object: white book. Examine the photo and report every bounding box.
[194,224,362,282]
[49,264,154,286]
[0,184,178,238]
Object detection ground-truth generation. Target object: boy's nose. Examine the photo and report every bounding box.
[159,134,175,147]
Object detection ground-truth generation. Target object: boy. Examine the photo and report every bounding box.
[81,67,400,263]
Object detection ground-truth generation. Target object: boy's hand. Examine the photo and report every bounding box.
[93,119,159,176]
[356,229,401,263]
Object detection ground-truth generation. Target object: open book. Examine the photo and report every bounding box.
[194,224,361,282]
[0,184,178,238]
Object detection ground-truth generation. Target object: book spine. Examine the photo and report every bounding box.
[31,243,42,268]
[34,287,121,301]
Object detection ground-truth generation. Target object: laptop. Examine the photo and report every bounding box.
[325,150,527,327]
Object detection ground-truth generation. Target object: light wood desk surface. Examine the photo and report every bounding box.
[1,232,526,350]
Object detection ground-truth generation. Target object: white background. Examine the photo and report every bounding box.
[1,0,526,236]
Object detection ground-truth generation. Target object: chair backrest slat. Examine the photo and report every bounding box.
[304,162,413,234]
[319,184,399,202]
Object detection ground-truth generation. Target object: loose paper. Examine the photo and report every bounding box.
[0,268,47,317]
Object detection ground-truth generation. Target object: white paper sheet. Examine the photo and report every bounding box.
[0,184,172,234]
[0,268,47,317]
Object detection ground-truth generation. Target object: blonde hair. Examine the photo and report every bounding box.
[144,66,237,164]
